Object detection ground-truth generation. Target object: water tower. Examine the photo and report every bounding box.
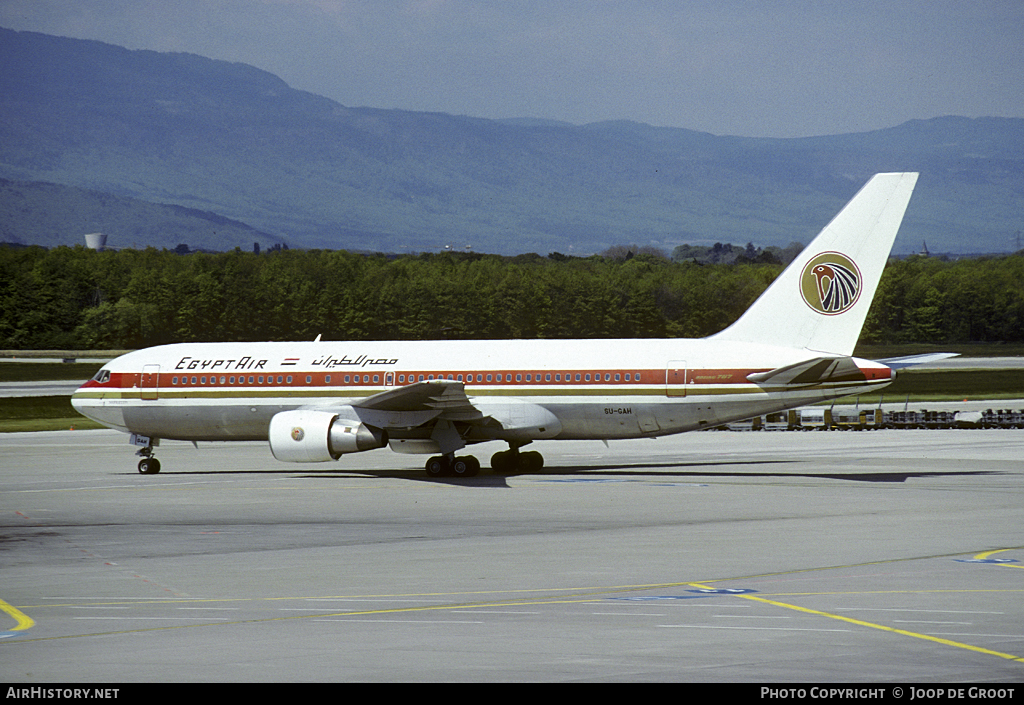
[84,233,107,250]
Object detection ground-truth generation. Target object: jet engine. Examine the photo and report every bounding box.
[268,409,386,462]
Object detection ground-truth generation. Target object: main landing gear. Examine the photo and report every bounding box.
[490,447,543,474]
[424,444,546,478]
[425,454,481,478]
[423,447,546,478]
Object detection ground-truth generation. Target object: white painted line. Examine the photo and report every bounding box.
[835,608,1004,614]
[73,617,231,621]
[658,624,852,632]
[313,618,484,624]
[893,620,974,625]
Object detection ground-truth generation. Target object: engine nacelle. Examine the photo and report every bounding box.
[268,409,386,463]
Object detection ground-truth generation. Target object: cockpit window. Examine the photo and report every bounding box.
[91,369,111,384]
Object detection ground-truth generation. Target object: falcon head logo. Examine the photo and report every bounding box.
[290,426,305,442]
[800,252,862,315]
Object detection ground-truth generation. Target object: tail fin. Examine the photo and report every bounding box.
[711,172,918,355]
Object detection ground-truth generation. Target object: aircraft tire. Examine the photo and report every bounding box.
[521,451,544,472]
[425,456,448,477]
[490,451,515,474]
[451,456,480,478]
[138,458,161,475]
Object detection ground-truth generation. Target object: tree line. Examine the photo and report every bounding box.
[2,244,1023,350]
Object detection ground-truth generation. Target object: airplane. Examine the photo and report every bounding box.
[72,172,919,477]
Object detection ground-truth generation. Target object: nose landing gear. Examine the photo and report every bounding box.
[137,456,161,474]
[134,436,161,474]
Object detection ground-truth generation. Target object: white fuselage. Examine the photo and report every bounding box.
[72,338,894,446]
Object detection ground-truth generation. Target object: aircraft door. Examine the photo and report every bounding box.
[385,372,394,387]
[666,360,687,397]
[141,364,160,400]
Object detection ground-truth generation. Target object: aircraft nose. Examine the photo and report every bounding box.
[71,386,127,431]
[70,388,86,412]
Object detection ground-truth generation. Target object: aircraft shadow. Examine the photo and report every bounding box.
[307,461,1002,486]
[541,467,1002,484]
[129,460,1000,487]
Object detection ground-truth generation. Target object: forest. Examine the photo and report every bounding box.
[2,244,1024,350]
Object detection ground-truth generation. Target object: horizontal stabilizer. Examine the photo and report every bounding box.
[747,356,866,387]
[875,352,959,370]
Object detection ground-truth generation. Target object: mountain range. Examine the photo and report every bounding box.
[2,27,1022,256]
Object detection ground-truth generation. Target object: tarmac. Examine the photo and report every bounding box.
[2,427,1023,682]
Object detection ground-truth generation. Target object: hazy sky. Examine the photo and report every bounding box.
[2,0,1022,137]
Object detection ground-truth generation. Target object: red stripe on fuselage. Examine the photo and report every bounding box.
[78,364,891,391]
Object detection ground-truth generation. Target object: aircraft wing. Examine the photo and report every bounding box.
[747,356,867,387]
[340,380,489,430]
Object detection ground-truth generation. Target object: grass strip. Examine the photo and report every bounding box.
[0,396,105,432]
[856,368,1024,404]
[0,362,104,383]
